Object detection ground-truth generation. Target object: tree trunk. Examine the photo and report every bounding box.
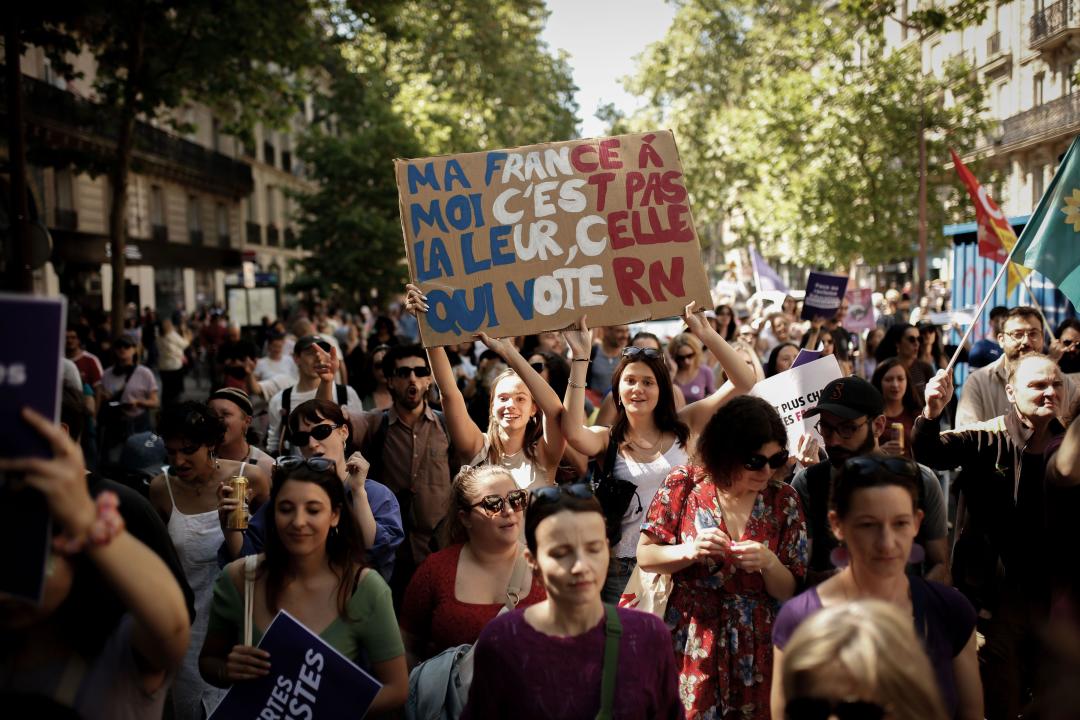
[109,16,146,337]
[917,101,928,301]
[5,16,32,292]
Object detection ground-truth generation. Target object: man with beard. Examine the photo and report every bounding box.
[956,306,1078,427]
[792,376,949,587]
[333,344,456,603]
[1053,317,1080,377]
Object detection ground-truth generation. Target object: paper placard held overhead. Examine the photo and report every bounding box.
[395,131,712,347]
[801,271,849,321]
[750,354,843,454]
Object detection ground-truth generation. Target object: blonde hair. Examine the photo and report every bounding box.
[669,333,703,375]
[782,600,948,720]
[485,369,543,468]
[442,465,517,546]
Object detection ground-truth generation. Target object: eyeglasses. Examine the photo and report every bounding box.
[393,365,431,379]
[901,334,920,344]
[814,417,867,440]
[530,361,546,373]
[289,423,341,447]
[275,456,338,474]
[621,347,662,360]
[470,489,530,516]
[785,697,886,720]
[843,454,919,479]
[1004,329,1041,342]
[744,449,789,470]
[531,482,595,505]
[1063,338,1078,347]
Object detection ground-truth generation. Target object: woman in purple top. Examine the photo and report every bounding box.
[461,484,684,720]
[670,333,714,403]
[770,454,983,720]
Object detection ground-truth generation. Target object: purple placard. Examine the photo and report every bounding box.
[791,349,822,368]
[800,271,849,321]
[209,609,383,720]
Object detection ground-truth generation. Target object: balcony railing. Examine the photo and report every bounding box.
[246,221,262,245]
[1031,0,1080,49]
[267,224,280,247]
[1000,89,1080,148]
[189,230,204,246]
[54,208,78,231]
[1,75,253,199]
[152,224,168,243]
[987,31,1002,57]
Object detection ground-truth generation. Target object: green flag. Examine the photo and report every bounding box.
[1012,135,1080,305]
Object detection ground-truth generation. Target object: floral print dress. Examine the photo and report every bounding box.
[642,465,808,720]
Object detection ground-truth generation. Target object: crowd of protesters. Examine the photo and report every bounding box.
[3,281,1079,720]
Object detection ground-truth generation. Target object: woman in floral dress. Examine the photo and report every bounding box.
[638,396,808,719]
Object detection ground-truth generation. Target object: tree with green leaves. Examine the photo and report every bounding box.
[290,0,579,306]
[5,1,324,334]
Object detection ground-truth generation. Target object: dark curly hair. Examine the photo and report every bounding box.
[696,396,786,485]
[158,401,225,448]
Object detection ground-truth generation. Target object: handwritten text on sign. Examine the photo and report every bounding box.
[395,131,711,347]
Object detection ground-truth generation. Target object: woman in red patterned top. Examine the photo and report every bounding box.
[637,396,808,720]
[400,465,546,664]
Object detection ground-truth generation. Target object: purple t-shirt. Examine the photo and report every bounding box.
[674,366,714,403]
[461,607,684,720]
[772,578,975,718]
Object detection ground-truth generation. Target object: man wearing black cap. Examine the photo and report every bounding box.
[265,335,364,454]
[99,336,160,466]
[792,375,949,587]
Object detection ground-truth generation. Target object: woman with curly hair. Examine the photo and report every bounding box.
[637,396,808,719]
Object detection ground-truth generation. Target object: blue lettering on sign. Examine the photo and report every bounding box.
[446,194,486,231]
[506,279,535,321]
[410,200,450,236]
[484,152,508,186]
[414,238,455,281]
[426,286,499,336]
[407,162,439,194]
[489,225,515,266]
[444,159,472,191]
[460,232,490,274]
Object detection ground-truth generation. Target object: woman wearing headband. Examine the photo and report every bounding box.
[561,303,758,603]
[405,284,566,489]
[200,457,409,714]
[637,396,808,720]
[208,387,275,475]
[461,483,682,719]
[400,465,546,664]
[770,454,981,720]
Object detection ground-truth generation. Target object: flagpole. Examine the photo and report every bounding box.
[750,248,763,295]
[945,247,1025,376]
[1015,264,1052,331]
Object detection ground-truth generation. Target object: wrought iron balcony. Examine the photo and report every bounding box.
[1030,0,1080,51]
[246,221,262,245]
[999,89,1080,148]
[3,74,253,199]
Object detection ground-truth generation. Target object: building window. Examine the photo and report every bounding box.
[266,185,276,225]
[1033,166,1045,210]
[150,185,166,241]
[216,203,229,247]
[188,195,203,245]
[1035,73,1045,108]
[263,139,275,166]
[245,192,257,222]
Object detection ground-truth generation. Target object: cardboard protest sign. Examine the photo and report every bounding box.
[801,271,849,321]
[395,131,712,347]
[209,610,382,720]
[0,293,65,604]
[844,288,876,334]
[751,354,842,453]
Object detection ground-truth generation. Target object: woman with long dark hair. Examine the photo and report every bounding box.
[562,303,757,602]
[638,396,808,719]
[200,459,408,713]
[871,357,922,458]
[876,324,935,396]
[917,321,948,371]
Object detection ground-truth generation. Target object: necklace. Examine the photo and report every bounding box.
[501,447,524,466]
[628,430,663,452]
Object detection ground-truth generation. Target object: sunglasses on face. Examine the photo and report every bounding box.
[275,456,338,474]
[814,417,867,440]
[289,423,341,447]
[530,361,546,373]
[902,335,920,344]
[470,489,530,516]
[393,366,431,379]
[622,346,662,360]
[1062,338,1078,347]
[675,353,695,364]
[531,482,595,505]
[744,449,789,471]
[785,697,886,720]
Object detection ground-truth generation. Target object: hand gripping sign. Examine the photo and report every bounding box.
[395,131,713,347]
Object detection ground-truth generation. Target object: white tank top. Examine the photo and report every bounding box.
[611,440,690,559]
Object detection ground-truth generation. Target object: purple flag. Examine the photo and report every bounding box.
[750,247,789,293]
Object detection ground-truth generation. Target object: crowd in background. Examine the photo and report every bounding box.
[4,279,1080,720]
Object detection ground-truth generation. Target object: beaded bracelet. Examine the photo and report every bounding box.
[53,490,125,555]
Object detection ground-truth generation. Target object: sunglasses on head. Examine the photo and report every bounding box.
[622,347,662,360]
[470,489,530,516]
[393,365,431,379]
[275,456,338,474]
[744,449,789,471]
[531,482,595,505]
[844,454,919,478]
[785,697,886,720]
[289,423,341,447]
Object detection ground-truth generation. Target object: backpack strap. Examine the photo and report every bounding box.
[596,433,620,486]
[336,383,348,407]
[282,386,293,418]
[368,409,392,482]
[433,409,455,465]
[595,603,622,720]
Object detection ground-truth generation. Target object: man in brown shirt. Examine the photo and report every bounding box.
[348,344,456,601]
